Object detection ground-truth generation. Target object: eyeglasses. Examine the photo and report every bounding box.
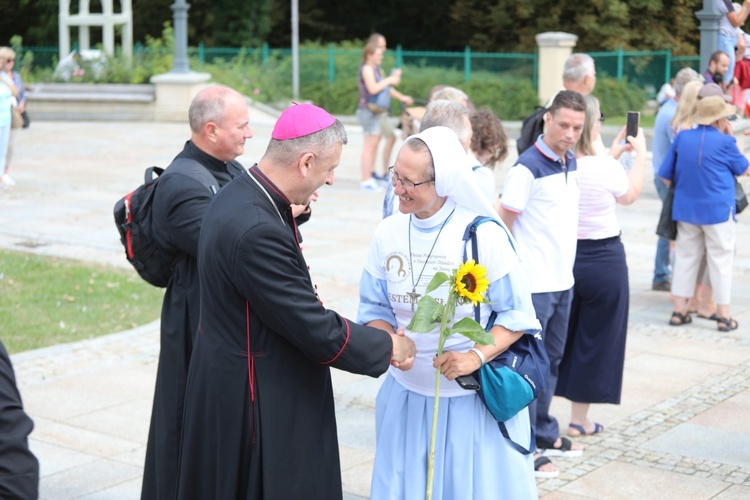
[388,166,434,190]
[598,113,606,123]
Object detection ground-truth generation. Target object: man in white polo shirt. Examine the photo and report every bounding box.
[497,90,586,478]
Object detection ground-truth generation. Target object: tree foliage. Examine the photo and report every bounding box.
[1,0,704,55]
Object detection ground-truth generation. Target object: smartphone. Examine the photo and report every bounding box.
[626,111,640,139]
[456,375,480,391]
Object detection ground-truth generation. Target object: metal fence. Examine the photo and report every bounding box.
[23,43,700,97]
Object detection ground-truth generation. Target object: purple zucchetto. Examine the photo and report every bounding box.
[271,103,336,140]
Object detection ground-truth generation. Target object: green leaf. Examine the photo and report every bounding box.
[425,272,451,295]
[447,317,495,346]
[406,296,443,333]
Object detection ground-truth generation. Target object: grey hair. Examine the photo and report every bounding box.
[673,67,702,96]
[563,53,595,83]
[420,100,471,147]
[429,86,468,104]
[404,138,435,180]
[263,120,348,165]
[188,85,239,133]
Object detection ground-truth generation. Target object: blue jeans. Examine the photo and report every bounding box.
[653,176,671,284]
[528,288,573,447]
[0,125,9,176]
[718,34,736,85]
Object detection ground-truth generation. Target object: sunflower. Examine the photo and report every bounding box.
[453,259,489,306]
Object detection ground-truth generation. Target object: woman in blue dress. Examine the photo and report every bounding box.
[358,126,540,499]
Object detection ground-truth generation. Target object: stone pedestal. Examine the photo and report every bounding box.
[535,32,578,105]
[150,72,212,122]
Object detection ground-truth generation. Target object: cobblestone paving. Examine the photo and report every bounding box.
[537,326,750,495]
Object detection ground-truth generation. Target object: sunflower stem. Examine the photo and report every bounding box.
[426,295,453,500]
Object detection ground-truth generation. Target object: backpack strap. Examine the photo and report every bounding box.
[164,157,221,195]
[144,166,165,186]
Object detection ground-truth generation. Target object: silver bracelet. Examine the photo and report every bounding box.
[469,347,486,366]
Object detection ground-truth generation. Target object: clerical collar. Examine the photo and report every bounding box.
[248,165,293,221]
[410,199,457,231]
[181,140,227,173]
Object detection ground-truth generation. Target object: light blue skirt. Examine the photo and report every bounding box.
[370,373,537,500]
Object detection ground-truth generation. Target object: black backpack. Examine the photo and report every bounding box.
[113,159,219,287]
[516,106,548,155]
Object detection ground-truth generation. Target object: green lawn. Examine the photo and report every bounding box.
[0,250,164,354]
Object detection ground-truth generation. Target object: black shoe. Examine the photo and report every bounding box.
[652,280,671,292]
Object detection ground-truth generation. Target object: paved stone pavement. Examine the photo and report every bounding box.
[1,106,750,499]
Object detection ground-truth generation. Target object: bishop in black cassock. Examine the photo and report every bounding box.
[176,104,415,499]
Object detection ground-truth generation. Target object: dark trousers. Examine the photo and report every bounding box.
[0,339,39,499]
[528,288,573,447]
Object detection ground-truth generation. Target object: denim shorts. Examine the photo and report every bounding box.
[357,107,394,137]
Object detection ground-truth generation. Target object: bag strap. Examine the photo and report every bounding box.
[144,166,165,187]
[462,215,536,455]
[461,216,516,323]
[165,157,221,195]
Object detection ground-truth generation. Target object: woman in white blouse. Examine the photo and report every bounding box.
[555,95,646,437]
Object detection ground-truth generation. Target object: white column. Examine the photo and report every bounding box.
[59,0,71,60]
[79,0,91,51]
[535,32,578,106]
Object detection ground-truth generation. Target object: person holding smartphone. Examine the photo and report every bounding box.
[555,95,647,441]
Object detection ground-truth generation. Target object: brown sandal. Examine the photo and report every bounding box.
[669,311,692,326]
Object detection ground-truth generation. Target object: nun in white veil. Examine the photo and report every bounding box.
[357,126,540,499]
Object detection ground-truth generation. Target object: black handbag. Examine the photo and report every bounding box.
[656,184,677,240]
[736,179,748,214]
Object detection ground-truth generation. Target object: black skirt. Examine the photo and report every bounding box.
[555,235,629,404]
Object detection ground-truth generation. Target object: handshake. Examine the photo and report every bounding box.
[390,328,416,370]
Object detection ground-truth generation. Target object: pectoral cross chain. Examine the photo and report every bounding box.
[407,289,421,311]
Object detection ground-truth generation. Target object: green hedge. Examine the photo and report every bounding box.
[15,28,646,121]
[592,77,647,119]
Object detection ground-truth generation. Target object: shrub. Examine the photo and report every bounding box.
[593,77,647,119]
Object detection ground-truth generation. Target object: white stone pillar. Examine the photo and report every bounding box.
[150,72,212,122]
[79,0,91,51]
[535,32,578,106]
[59,0,71,61]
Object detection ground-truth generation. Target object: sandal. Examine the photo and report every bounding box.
[567,422,604,437]
[717,317,739,332]
[697,313,719,321]
[536,436,583,457]
[534,456,559,479]
[669,311,692,326]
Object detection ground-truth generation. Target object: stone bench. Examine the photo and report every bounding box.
[26,83,156,121]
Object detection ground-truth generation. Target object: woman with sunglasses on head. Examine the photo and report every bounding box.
[0,47,20,191]
[555,95,647,438]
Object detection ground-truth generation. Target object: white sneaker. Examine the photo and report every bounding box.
[2,175,15,187]
[360,178,384,192]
